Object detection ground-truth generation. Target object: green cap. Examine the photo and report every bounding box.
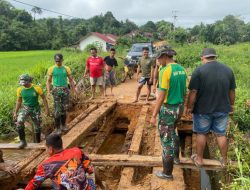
[19,74,32,85]
[156,47,177,59]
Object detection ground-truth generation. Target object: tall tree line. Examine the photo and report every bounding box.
[1,0,250,51]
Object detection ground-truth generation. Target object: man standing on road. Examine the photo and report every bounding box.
[84,47,105,99]
[104,48,118,96]
[14,74,49,148]
[47,54,77,135]
[150,48,187,180]
[25,133,96,190]
[187,48,236,167]
[133,47,155,103]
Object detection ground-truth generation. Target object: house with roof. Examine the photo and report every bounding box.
[77,32,118,51]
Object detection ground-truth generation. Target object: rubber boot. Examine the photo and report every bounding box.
[18,128,27,149]
[60,114,68,133]
[155,156,174,180]
[34,132,41,143]
[54,117,62,135]
[174,136,180,165]
[163,156,174,177]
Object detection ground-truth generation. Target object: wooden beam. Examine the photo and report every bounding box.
[192,133,197,155]
[128,106,149,154]
[62,102,116,148]
[0,143,45,150]
[67,104,98,130]
[89,154,230,170]
[8,102,116,190]
[118,106,149,190]
[177,123,193,132]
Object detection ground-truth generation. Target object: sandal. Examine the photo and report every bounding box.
[191,154,203,168]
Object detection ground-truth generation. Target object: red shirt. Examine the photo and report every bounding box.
[25,147,95,190]
[86,56,104,78]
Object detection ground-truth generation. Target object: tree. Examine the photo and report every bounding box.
[155,20,173,39]
[31,6,42,21]
[140,21,156,33]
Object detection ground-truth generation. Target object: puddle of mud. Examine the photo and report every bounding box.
[97,132,126,154]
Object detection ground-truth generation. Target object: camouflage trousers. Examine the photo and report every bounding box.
[52,87,70,118]
[16,105,41,133]
[158,104,183,159]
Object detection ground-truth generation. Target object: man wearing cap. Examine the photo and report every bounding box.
[133,47,155,103]
[14,74,49,148]
[47,53,77,135]
[187,48,236,167]
[150,48,187,180]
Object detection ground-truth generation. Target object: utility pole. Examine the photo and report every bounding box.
[172,10,178,41]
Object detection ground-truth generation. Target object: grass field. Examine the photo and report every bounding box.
[0,44,249,135]
[0,49,83,134]
[0,49,125,135]
[0,50,57,85]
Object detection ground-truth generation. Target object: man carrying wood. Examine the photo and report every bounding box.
[14,74,49,148]
[150,48,187,180]
[47,53,77,135]
[24,133,96,190]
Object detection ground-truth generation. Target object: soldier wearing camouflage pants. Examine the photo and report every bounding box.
[47,54,77,135]
[13,74,49,148]
[150,48,187,180]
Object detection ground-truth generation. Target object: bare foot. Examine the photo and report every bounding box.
[132,100,138,103]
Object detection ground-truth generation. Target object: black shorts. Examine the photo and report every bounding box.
[139,77,152,86]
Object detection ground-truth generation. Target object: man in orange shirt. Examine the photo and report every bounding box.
[25,134,96,190]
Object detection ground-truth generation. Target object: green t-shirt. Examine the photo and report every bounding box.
[17,85,43,107]
[138,57,155,78]
[48,65,71,87]
[159,63,187,104]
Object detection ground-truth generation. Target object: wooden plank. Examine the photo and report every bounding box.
[128,106,149,154]
[15,150,44,173]
[117,167,134,189]
[151,124,185,190]
[192,133,197,154]
[177,123,192,132]
[90,154,229,170]
[8,102,116,190]
[0,143,45,150]
[67,104,98,130]
[62,102,116,148]
[118,106,149,190]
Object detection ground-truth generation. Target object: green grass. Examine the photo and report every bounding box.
[0,50,81,135]
[175,42,250,131]
[0,50,57,85]
[0,49,126,135]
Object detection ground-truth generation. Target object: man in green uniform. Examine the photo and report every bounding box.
[13,74,49,148]
[133,47,155,103]
[150,48,187,180]
[46,54,77,135]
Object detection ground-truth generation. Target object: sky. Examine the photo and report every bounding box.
[8,0,250,28]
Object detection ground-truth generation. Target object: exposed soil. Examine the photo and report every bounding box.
[7,78,198,190]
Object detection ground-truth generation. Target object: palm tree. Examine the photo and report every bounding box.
[31,6,42,21]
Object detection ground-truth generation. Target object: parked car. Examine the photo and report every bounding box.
[126,42,154,65]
